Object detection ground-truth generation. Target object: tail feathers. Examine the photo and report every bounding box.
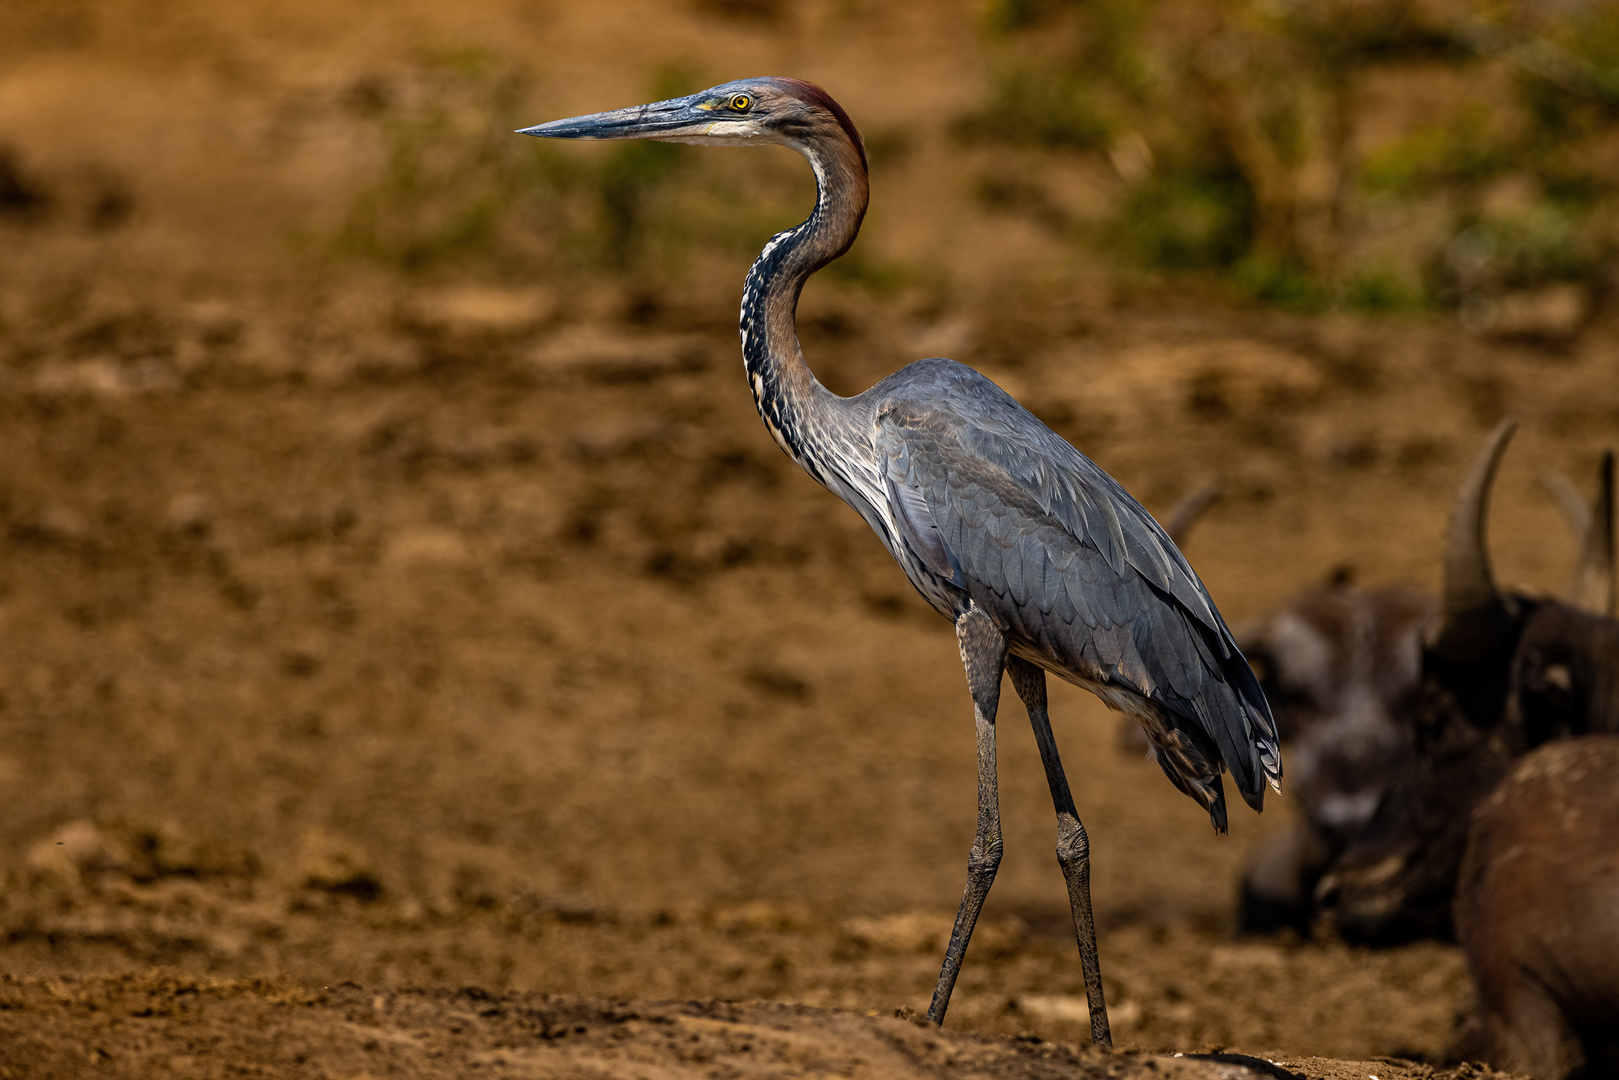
[1236,709,1283,814]
[1233,709,1280,816]
[1255,721,1283,796]
[1139,707,1230,833]
[1227,656,1284,803]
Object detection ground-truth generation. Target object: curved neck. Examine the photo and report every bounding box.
[739,138,869,471]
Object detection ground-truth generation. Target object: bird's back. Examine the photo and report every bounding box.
[861,358,1281,830]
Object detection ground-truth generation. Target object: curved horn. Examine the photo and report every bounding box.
[1538,467,1590,552]
[1599,450,1616,618]
[1545,451,1617,616]
[1428,417,1520,661]
[1163,480,1222,547]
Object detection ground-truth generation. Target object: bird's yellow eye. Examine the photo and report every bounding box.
[729,94,752,112]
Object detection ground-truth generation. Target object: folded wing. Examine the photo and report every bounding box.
[873,360,1281,826]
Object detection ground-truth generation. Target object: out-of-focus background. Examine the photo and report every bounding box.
[1,0,1616,1073]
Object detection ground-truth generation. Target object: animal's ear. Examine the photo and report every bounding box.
[887,476,955,580]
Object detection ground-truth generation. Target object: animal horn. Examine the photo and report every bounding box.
[1599,451,1616,618]
[1163,480,1222,546]
[1543,451,1617,616]
[1538,468,1590,552]
[1428,418,1519,662]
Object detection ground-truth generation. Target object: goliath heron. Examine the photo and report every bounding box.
[520,78,1281,1044]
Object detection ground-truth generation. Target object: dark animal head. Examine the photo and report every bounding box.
[1235,579,1433,934]
[1242,581,1432,842]
[1317,420,1619,945]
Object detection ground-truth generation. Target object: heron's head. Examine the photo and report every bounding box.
[518,77,866,174]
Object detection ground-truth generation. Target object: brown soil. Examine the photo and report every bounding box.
[0,976,1508,1080]
[1,1,1613,1076]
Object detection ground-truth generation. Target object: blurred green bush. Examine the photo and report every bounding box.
[331,5,1619,320]
[961,0,1619,314]
[333,58,811,284]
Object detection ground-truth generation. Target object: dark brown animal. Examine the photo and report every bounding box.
[1317,421,1619,944]
[1238,439,1613,934]
[1454,736,1619,1079]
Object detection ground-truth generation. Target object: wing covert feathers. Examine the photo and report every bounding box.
[872,360,1282,831]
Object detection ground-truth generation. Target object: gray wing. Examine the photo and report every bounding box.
[872,360,1281,821]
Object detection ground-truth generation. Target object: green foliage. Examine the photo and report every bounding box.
[1114,167,1253,270]
[329,59,924,293]
[1568,8,1619,92]
[985,0,1065,34]
[985,0,1151,91]
[582,66,703,272]
[1340,266,1424,313]
[331,9,1619,315]
[963,0,1619,313]
[333,49,559,272]
[1360,109,1506,196]
[1569,6,1619,74]
[953,66,1112,151]
[1092,0,1152,92]
[592,142,692,271]
[824,250,914,295]
[1232,254,1324,312]
[334,58,713,278]
[964,1,1276,289]
[1437,204,1591,300]
[1511,9,1619,159]
[965,0,1153,152]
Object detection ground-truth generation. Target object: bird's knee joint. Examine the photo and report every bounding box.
[1055,824,1090,868]
[968,836,1003,876]
[1055,843,1090,872]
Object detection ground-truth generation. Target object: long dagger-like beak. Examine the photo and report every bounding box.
[517,94,711,141]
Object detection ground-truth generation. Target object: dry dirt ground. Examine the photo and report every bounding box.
[0,978,1514,1080]
[1,1,1615,1077]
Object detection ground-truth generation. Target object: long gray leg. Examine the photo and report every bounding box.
[1007,655,1112,1048]
[926,606,1007,1026]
